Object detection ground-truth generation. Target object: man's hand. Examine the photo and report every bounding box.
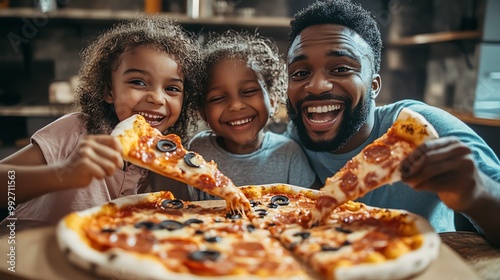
[400,137,482,211]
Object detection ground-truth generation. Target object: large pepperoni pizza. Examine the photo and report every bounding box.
[57,184,440,280]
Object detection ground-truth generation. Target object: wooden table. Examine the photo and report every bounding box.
[0,227,485,280]
[440,231,500,280]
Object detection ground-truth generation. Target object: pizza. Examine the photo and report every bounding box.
[110,114,251,216]
[56,184,441,280]
[308,108,439,226]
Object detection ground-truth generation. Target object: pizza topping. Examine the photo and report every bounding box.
[161,199,184,209]
[335,227,353,234]
[268,203,279,209]
[246,224,256,232]
[363,143,391,163]
[156,139,177,153]
[135,221,156,230]
[158,220,185,231]
[205,236,222,243]
[293,232,311,240]
[185,218,204,226]
[225,211,242,219]
[188,250,221,262]
[184,152,200,168]
[271,195,290,206]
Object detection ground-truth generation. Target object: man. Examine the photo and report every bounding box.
[285,0,500,245]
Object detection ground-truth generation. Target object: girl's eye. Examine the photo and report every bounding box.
[165,86,182,93]
[207,96,225,103]
[129,79,146,86]
[242,88,259,95]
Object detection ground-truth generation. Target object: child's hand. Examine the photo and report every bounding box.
[400,137,482,211]
[57,135,124,188]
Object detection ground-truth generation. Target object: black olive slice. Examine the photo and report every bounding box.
[161,199,184,209]
[194,229,204,235]
[226,211,242,219]
[321,245,341,251]
[267,202,278,209]
[134,221,156,230]
[255,209,268,217]
[184,152,200,168]
[101,228,116,233]
[158,220,184,231]
[156,139,177,152]
[188,250,221,262]
[271,195,290,206]
[205,236,222,243]
[249,200,257,207]
[246,224,256,232]
[293,231,311,240]
[335,227,353,234]
[185,218,204,226]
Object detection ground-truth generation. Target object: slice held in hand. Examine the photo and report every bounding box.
[111,114,251,215]
[309,108,440,226]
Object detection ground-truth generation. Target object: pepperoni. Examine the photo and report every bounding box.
[363,143,391,164]
[364,172,378,190]
[232,241,266,257]
[339,171,358,195]
[107,232,156,254]
[315,196,339,210]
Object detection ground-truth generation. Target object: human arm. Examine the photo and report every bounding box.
[0,135,123,205]
[401,137,500,245]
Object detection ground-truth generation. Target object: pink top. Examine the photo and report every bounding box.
[0,113,147,233]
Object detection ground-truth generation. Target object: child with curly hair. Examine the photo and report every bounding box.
[187,30,318,201]
[0,17,202,231]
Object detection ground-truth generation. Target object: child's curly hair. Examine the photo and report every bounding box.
[76,17,202,141]
[196,30,287,114]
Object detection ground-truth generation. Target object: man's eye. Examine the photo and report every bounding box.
[333,67,352,73]
[290,70,309,80]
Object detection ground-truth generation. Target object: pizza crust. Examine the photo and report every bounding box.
[334,207,441,280]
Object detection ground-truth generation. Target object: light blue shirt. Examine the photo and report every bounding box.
[287,100,500,232]
[187,130,317,200]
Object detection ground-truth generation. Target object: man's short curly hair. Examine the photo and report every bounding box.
[76,17,202,140]
[198,30,287,114]
[289,0,382,73]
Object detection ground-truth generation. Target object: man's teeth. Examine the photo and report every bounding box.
[307,104,341,113]
[137,112,164,119]
[229,118,253,126]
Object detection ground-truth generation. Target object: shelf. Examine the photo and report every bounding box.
[446,109,500,127]
[0,104,75,117]
[387,31,482,47]
[0,8,291,28]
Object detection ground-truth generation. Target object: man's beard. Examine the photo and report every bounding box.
[287,93,372,153]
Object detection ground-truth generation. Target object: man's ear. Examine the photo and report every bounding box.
[371,74,381,99]
[105,91,113,103]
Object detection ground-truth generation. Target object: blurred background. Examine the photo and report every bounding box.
[0,0,499,158]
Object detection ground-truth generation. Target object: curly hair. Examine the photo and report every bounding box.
[289,0,382,74]
[76,17,202,141]
[196,30,287,114]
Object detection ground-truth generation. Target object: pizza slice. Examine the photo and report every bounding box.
[111,114,252,216]
[309,108,439,226]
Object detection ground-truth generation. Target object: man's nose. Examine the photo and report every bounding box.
[306,72,333,95]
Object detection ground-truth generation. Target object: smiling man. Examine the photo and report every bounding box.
[285,0,500,245]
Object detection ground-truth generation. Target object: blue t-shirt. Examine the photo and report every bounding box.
[287,100,500,232]
[187,130,317,200]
